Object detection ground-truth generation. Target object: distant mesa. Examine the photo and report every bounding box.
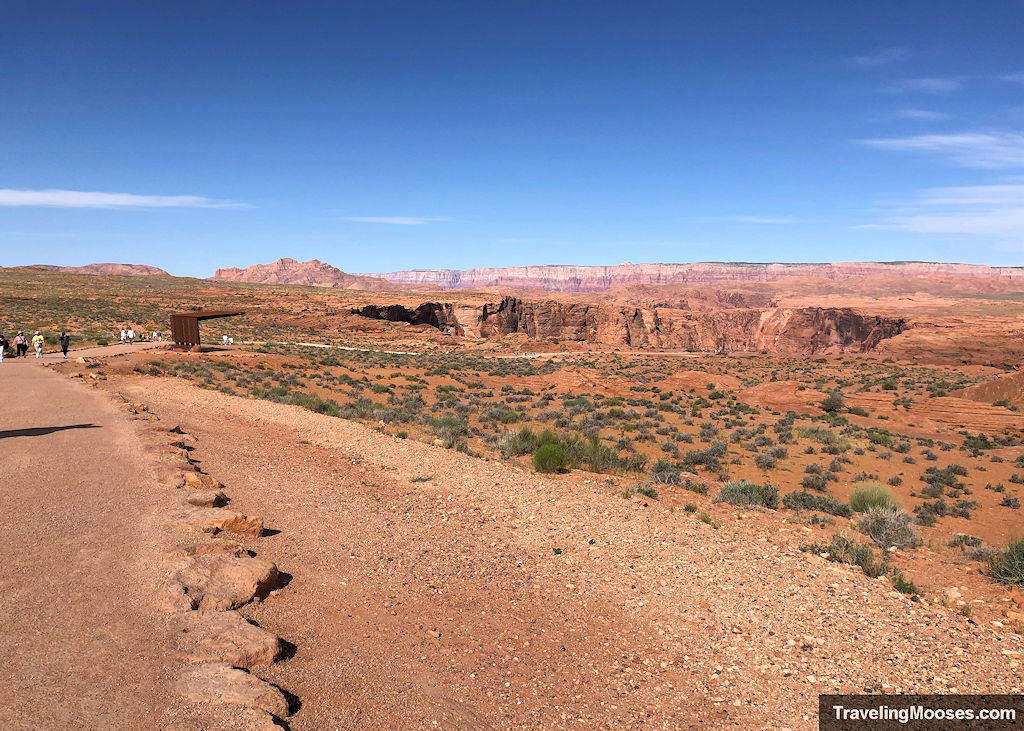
[212,258,1024,293]
[362,261,1024,292]
[24,262,170,276]
[211,258,391,290]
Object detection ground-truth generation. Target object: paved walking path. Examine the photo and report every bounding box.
[0,357,173,729]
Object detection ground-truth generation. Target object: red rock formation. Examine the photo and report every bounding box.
[366,261,1024,292]
[212,258,391,290]
[352,296,906,354]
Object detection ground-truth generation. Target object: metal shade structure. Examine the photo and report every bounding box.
[170,310,245,347]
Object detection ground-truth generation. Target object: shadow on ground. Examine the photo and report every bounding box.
[0,423,101,439]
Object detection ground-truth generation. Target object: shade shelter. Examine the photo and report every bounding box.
[170,310,244,347]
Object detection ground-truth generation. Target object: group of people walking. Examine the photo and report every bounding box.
[0,331,70,361]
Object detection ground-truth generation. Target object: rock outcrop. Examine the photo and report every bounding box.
[351,302,465,334]
[212,258,391,290]
[352,296,907,353]
[366,261,1024,292]
[24,262,170,276]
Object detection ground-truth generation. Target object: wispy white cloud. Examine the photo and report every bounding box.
[858,182,1024,237]
[0,188,245,209]
[880,76,964,94]
[343,216,451,225]
[893,108,950,121]
[1000,71,1024,83]
[851,46,909,67]
[732,216,802,224]
[858,131,1024,168]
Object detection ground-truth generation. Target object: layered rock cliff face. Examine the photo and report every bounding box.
[351,303,464,333]
[213,258,390,290]
[352,297,907,353]
[367,262,1024,292]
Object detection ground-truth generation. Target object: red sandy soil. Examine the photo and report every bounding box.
[96,373,1022,730]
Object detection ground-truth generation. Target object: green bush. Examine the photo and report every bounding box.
[532,443,568,473]
[849,483,898,512]
[290,392,341,417]
[891,572,919,595]
[989,537,1024,587]
[782,490,852,518]
[715,480,778,509]
[858,506,921,548]
[501,427,537,457]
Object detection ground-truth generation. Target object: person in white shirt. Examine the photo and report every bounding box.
[120,329,126,343]
[127,328,135,344]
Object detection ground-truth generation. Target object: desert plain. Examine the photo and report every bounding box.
[2,260,1024,729]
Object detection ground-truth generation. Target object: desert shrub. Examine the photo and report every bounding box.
[849,483,897,513]
[887,475,903,487]
[820,390,844,413]
[801,534,888,578]
[681,478,709,495]
[866,429,892,447]
[963,433,996,450]
[753,452,776,470]
[500,427,537,457]
[891,572,919,595]
[989,538,1024,586]
[715,480,778,509]
[580,436,621,472]
[650,458,682,485]
[1000,496,1021,509]
[429,414,469,448]
[290,392,341,417]
[801,474,828,492]
[782,490,852,518]
[858,506,921,548]
[532,443,568,473]
[681,440,727,472]
[949,533,982,548]
[848,405,869,417]
[635,484,658,499]
[921,464,967,492]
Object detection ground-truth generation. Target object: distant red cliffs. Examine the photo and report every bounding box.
[365,262,1024,292]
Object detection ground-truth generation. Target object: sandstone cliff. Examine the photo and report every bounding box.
[366,261,1024,292]
[212,258,391,290]
[352,297,906,354]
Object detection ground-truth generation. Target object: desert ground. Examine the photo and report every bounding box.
[2,265,1024,728]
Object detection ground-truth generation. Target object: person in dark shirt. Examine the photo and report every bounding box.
[59,332,70,359]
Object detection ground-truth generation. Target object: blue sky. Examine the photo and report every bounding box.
[1,1,1022,277]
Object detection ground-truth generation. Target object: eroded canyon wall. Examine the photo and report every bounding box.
[352,297,906,354]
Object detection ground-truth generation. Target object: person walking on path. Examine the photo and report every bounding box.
[59,332,70,359]
[32,331,44,358]
[15,332,28,358]
[0,334,7,363]
[127,328,135,344]
[120,329,126,344]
